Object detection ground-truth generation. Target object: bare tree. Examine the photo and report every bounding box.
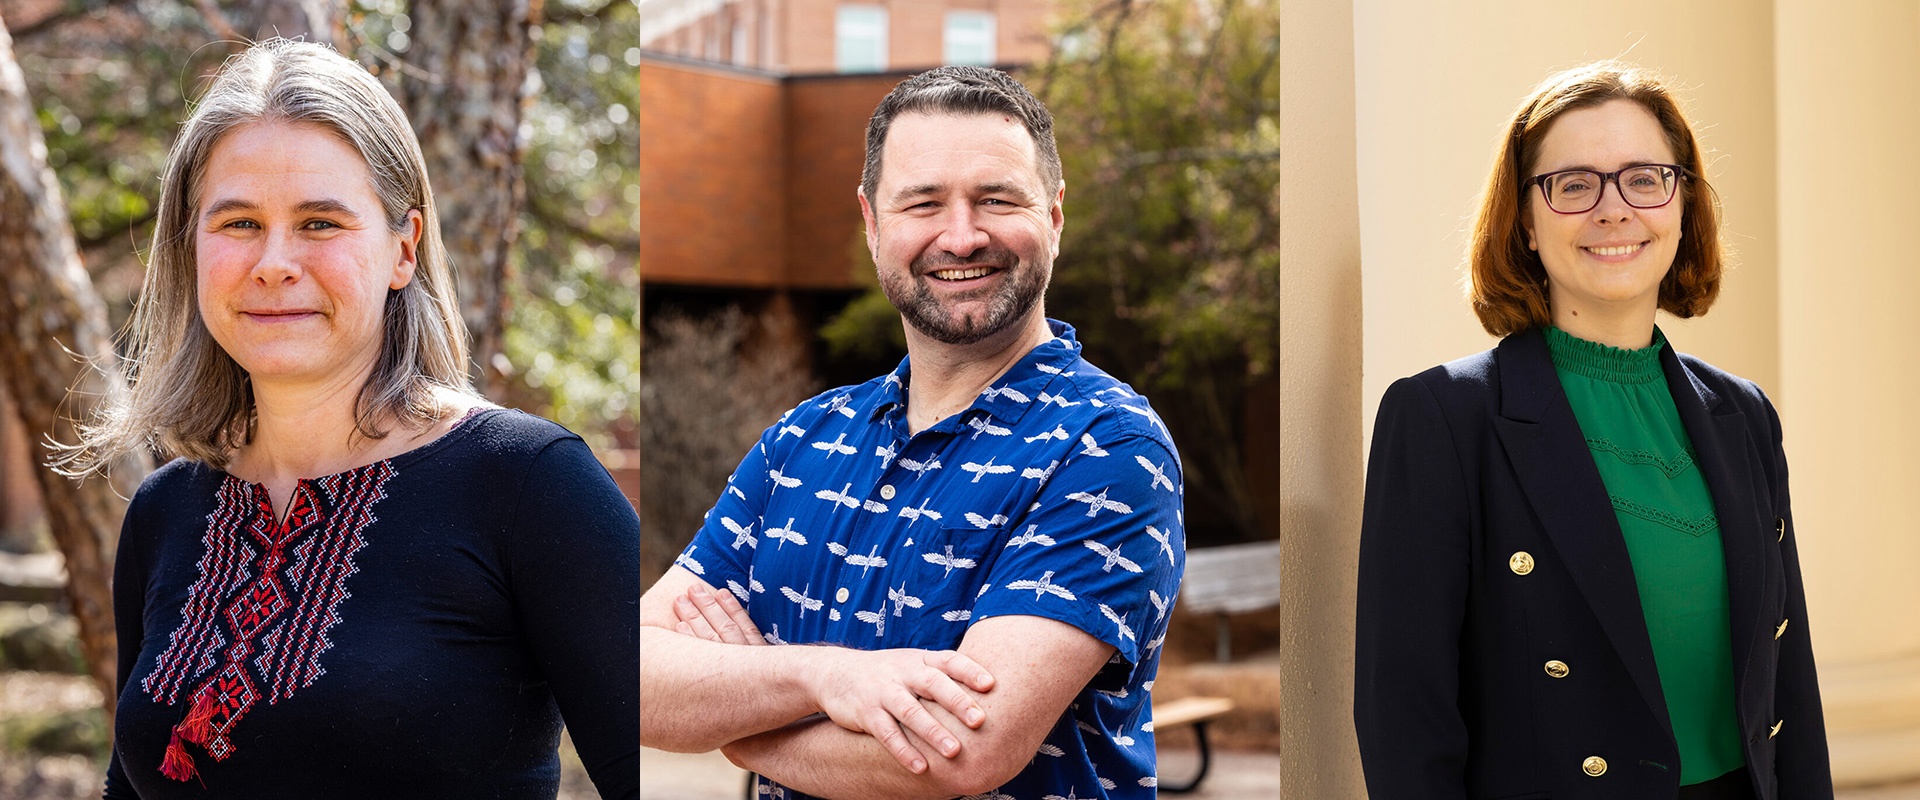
[0,16,153,723]
[398,0,540,399]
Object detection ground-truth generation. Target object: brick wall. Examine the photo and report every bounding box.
[640,59,788,288]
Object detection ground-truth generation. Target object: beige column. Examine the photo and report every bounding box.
[1278,0,1365,796]
[1775,0,1920,785]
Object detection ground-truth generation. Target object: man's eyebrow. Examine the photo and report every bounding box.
[890,182,1032,204]
[201,198,362,220]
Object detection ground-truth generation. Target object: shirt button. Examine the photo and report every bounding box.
[835,587,850,603]
[879,484,897,501]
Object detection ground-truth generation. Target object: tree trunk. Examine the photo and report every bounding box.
[0,18,153,724]
[398,0,540,400]
[242,0,344,48]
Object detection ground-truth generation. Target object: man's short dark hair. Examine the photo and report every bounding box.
[860,65,1062,206]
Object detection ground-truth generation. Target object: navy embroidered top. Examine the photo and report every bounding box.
[103,409,639,799]
[681,320,1186,798]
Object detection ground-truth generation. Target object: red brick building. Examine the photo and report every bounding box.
[640,0,1058,75]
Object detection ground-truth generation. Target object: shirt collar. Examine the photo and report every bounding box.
[866,319,1083,425]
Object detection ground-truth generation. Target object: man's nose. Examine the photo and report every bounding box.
[934,204,989,257]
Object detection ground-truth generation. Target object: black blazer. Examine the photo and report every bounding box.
[1354,328,1832,800]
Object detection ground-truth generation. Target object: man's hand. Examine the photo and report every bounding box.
[668,584,995,773]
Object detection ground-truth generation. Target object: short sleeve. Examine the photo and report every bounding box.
[971,429,1185,680]
[507,436,639,800]
[679,417,784,598]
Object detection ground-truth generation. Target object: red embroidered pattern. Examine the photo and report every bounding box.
[143,461,394,770]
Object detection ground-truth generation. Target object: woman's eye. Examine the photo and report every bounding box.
[224,220,259,229]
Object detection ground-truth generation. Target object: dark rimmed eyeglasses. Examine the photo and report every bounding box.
[1525,163,1692,214]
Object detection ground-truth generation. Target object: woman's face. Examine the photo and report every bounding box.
[195,122,420,391]
[1520,99,1683,324]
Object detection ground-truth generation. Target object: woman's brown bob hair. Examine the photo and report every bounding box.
[1468,61,1722,337]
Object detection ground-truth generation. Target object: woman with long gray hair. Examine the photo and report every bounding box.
[55,39,637,799]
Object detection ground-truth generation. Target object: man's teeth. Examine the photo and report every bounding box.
[1585,243,1643,256]
[933,267,994,280]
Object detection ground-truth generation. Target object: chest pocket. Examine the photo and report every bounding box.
[881,523,1004,649]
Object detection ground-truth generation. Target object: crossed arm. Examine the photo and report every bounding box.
[640,567,1114,799]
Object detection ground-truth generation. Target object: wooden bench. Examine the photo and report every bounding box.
[1152,695,1236,793]
[1178,540,1281,662]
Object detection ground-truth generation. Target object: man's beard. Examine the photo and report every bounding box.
[879,245,1049,346]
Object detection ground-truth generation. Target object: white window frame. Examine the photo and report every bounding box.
[836,5,889,73]
[943,10,997,66]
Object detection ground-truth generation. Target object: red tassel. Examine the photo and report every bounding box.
[176,690,218,745]
[160,731,197,782]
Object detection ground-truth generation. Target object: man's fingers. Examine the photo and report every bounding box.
[673,593,723,642]
[890,687,961,759]
[711,586,765,643]
[919,668,986,729]
[927,649,996,693]
[862,707,929,774]
[689,586,749,645]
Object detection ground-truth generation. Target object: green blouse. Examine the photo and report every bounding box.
[1545,326,1744,785]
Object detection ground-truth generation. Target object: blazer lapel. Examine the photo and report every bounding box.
[1659,345,1765,696]
[1491,329,1673,737]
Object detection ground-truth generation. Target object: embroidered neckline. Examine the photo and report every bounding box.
[1545,325,1666,384]
[1586,438,1699,480]
[218,405,497,493]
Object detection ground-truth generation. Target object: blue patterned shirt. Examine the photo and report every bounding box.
[680,320,1186,798]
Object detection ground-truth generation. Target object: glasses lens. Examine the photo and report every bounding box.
[1546,171,1601,213]
[1620,165,1678,208]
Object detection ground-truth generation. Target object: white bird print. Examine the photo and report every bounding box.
[976,583,992,599]
[883,372,902,389]
[1034,363,1077,377]
[854,605,886,636]
[1035,743,1066,757]
[814,484,860,512]
[1006,525,1056,548]
[1147,525,1177,566]
[1135,456,1176,492]
[898,499,944,527]
[1067,488,1134,518]
[819,393,857,418]
[781,584,823,616]
[727,483,749,500]
[1143,679,1155,691]
[1024,425,1069,443]
[767,469,803,494]
[898,456,943,478]
[1007,571,1077,602]
[1037,391,1080,409]
[1096,685,1130,698]
[1145,631,1166,652]
[765,518,809,548]
[922,545,978,578]
[1084,540,1143,573]
[826,541,848,556]
[874,441,898,468]
[1088,397,1107,408]
[1099,385,1134,397]
[959,791,1015,800]
[1075,720,1102,736]
[1100,604,1137,643]
[888,583,923,616]
[722,517,757,550]
[812,433,858,457]
[1042,788,1085,800]
[775,423,807,440]
[967,416,1012,440]
[1097,775,1119,789]
[1139,777,1159,787]
[980,384,1031,404]
[727,564,768,601]
[941,609,972,622]
[845,545,889,577]
[1118,402,1169,434]
[1020,460,1059,484]
[862,498,889,514]
[763,623,786,646]
[961,457,1015,483]
[965,512,1010,529]
[1149,589,1169,621]
[673,546,705,575]
[1078,433,1109,457]
[829,608,841,621]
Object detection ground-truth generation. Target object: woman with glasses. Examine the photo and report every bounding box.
[1354,62,1831,800]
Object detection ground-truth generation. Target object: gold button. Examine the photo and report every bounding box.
[1509,551,1535,575]
[1776,618,1789,640]
[1778,519,1786,542]
[879,484,896,501]
[1544,660,1570,679]
[1770,719,1783,738]
[1582,756,1607,776]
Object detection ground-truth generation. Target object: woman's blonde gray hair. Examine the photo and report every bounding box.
[54,38,472,476]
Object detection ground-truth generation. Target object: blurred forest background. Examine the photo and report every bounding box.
[0,0,635,797]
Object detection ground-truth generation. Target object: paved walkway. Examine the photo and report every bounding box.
[640,746,1279,798]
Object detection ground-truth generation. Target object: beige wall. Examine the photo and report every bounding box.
[1283,0,1920,790]
[1278,0,1364,796]
[1776,0,1920,783]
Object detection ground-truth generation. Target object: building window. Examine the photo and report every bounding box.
[732,20,749,67]
[944,11,996,66]
[836,5,888,73]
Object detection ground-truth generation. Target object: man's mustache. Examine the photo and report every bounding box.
[912,248,1018,274]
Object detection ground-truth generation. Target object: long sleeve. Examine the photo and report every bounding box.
[507,436,640,800]
[103,487,148,800]
[1354,376,1473,799]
